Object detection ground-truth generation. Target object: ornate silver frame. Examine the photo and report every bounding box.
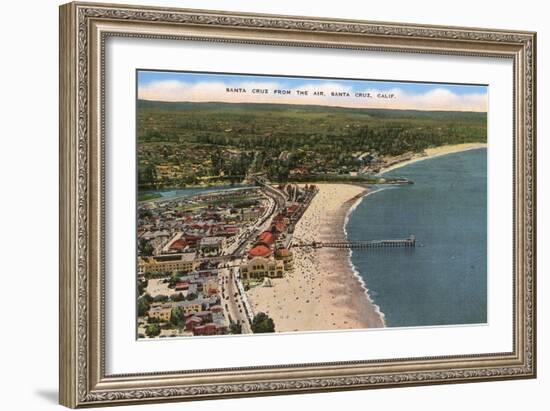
[59,1,536,408]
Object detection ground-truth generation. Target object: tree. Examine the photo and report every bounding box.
[168,271,181,287]
[138,208,153,219]
[170,307,184,327]
[153,294,169,303]
[137,296,151,317]
[251,312,275,333]
[145,323,161,338]
[229,322,242,334]
[210,148,224,176]
[138,239,154,256]
[170,292,185,302]
[138,163,157,188]
[137,279,148,296]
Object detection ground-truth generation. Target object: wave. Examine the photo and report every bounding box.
[344,187,390,327]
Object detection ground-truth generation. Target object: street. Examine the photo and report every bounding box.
[217,183,288,335]
[219,266,252,334]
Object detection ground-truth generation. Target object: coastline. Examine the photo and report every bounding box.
[343,188,390,326]
[143,143,487,333]
[378,142,487,175]
[246,183,385,332]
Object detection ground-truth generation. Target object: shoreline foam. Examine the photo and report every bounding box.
[246,183,385,332]
[343,188,390,327]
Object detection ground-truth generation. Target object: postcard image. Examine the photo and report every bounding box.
[135,70,487,339]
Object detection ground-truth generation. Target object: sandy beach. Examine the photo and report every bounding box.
[246,184,385,333]
[245,143,486,333]
[379,142,487,174]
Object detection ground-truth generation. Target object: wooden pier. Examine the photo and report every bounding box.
[295,235,416,249]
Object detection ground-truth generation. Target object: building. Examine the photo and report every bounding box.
[275,247,294,270]
[195,311,213,323]
[248,244,272,259]
[199,236,226,255]
[148,304,171,322]
[242,208,261,222]
[173,300,204,316]
[257,231,275,246]
[216,225,240,238]
[162,232,187,253]
[212,312,228,334]
[141,229,170,241]
[185,316,202,331]
[168,238,187,252]
[203,279,219,296]
[239,256,284,281]
[187,283,198,296]
[183,234,202,248]
[210,305,224,314]
[138,252,198,275]
[192,323,218,336]
[286,203,300,216]
[270,218,285,234]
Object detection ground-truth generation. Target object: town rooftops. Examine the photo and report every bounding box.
[257,231,275,245]
[152,252,196,263]
[210,305,224,313]
[200,236,225,246]
[185,316,202,325]
[169,238,187,250]
[286,204,300,214]
[173,296,217,309]
[149,304,171,312]
[271,220,285,233]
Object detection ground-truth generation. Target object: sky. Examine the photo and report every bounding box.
[137,70,488,112]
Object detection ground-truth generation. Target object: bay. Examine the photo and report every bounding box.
[346,148,487,327]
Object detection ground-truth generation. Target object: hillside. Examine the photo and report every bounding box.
[137,100,486,188]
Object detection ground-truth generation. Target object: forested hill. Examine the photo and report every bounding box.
[138,100,486,121]
[136,100,486,188]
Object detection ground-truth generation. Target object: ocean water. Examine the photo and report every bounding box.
[346,149,487,327]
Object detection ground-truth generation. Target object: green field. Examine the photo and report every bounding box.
[138,192,163,202]
[137,100,486,189]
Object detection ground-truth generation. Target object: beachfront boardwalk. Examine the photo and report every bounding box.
[294,235,416,249]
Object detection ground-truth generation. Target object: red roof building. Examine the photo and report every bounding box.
[185,317,202,331]
[248,244,272,259]
[193,323,218,336]
[287,204,300,215]
[210,305,224,313]
[169,238,187,251]
[183,235,202,245]
[257,231,275,246]
[271,220,285,234]
[175,281,189,291]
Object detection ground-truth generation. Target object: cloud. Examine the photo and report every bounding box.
[138,79,487,112]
